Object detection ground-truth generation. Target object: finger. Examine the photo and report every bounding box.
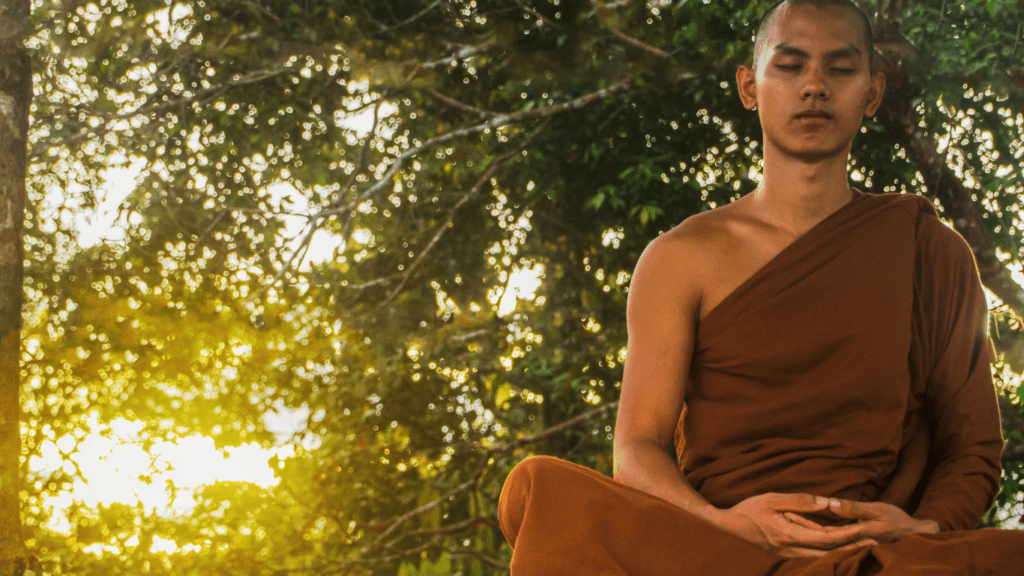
[822,521,861,533]
[771,493,832,513]
[828,498,879,520]
[777,546,830,558]
[846,521,892,543]
[779,535,876,557]
[833,538,878,552]
[782,523,868,549]
[784,512,823,530]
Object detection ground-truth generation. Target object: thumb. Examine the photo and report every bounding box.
[828,498,877,520]
[771,493,832,513]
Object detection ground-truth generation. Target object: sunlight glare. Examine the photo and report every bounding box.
[32,416,294,536]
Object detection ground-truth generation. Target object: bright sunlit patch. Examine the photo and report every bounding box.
[31,416,295,536]
[601,228,624,248]
[352,228,374,244]
[266,181,346,270]
[59,155,147,248]
[496,264,545,317]
[145,3,194,47]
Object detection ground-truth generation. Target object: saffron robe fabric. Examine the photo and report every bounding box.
[498,190,1024,575]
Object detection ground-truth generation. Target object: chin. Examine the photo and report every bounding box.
[776,139,851,162]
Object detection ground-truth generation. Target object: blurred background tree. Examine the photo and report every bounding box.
[1,1,32,575]
[9,0,1024,574]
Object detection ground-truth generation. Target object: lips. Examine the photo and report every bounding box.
[795,110,833,119]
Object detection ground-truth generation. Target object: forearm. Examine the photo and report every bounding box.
[912,457,1001,531]
[613,437,723,523]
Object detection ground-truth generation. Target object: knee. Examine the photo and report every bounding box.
[500,456,555,510]
[498,456,567,545]
[507,456,563,487]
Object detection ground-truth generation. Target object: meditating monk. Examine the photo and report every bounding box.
[497,0,1024,574]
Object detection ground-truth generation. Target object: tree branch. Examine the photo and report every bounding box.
[608,27,669,59]
[420,43,501,71]
[381,0,442,33]
[380,117,553,306]
[346,401,617,567]
[35,63,296,160]
[252,78,629,303]
[424,87,499,117]
[486,401,618,455]
[323,77,632,220]
[248,99,385,302]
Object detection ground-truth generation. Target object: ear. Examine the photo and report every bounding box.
[863,71,886,117]
[736,65,758,111]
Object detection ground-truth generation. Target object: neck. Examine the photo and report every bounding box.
[751,144,855,235]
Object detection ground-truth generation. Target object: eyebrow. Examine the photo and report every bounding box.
[773,43,863,59]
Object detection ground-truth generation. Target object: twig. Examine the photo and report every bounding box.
[221,0,282,25]
[424,88,499,117]
[596,102,628,132]
[224,206,312,218]
[382,0,442,32]
[35,62,297,159]
[931,0,947,46]
[608,27,669,59]
[336,98,387,243]
[338,275,401,291]
[249,100,385,302]
[198,209,228,241]
[380,117,552,306]
[437,546,509,569]
[368,464,488,546]
[388,516,480,541]
[486,401,618,454]
[1011,22,1021,64]
[583,0,630,19]
[325,77,632,219]
[513,0,558,26]
[420,43,501,70]
[349,401,617,565]
[449,329,489,342]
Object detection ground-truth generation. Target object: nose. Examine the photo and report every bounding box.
[801,66,830,100]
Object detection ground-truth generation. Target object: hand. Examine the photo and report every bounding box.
[716,493,878,558]
[824,498,940,544]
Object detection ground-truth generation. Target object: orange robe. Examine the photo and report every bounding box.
[498,191,1024,575]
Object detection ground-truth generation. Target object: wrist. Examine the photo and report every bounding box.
[914,518,940,534]
[689,502,727,524]
[701,506,741,531]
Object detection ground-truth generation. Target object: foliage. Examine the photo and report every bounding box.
[16,0,1024,573]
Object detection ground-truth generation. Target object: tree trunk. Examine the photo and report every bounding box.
[0,0,32,574]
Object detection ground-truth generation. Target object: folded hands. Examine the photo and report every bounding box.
[713,493,941,558]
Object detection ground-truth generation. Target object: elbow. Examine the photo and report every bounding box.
[613,435,672,483]
[612,435,641,483]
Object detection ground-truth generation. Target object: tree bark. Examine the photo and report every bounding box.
[0,0,32,574]
[877,90,1024,314]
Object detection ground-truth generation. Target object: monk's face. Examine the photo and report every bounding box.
[737,4,885,162]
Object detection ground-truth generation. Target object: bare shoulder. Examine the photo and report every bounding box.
[617,205,739,455]
[636,204,736,282]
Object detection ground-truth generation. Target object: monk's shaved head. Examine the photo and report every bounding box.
[753,0,873,69]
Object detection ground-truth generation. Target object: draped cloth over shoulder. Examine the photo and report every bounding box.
[679,190,1003,531]
[498,192,1023,575]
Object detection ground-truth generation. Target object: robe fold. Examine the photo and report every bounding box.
[498,191,1024,575]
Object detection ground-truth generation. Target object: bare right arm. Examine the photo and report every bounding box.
[612,228,874,557]
[612,231,719,520]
